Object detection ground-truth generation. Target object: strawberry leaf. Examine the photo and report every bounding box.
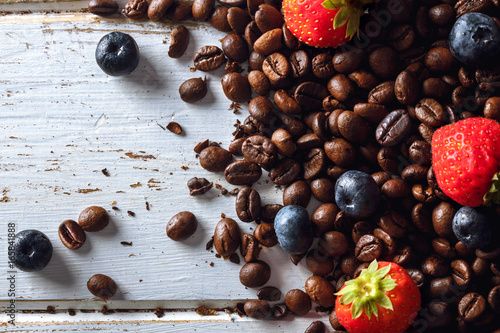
[351,298,363,319]
[379,277,397,291]
[373,291,394,311]
[333,6,351,29]
[322,0,345,10]
[345,8,362,38]
[372,263,391,280]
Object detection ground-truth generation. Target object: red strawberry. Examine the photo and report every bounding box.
[432,117,500,207]
[282,0,376,48]
[335,260,421,333]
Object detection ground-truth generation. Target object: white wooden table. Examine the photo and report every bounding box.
[0,1,332,331]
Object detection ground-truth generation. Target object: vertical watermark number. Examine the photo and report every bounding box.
[6,222,16,324]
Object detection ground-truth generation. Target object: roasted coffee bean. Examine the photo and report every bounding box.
[244,299,270,319]
[192,0,214,20]
[395,70,419,105]
[427,276,456,300]
[373,227,397,255]
[199,146,232,172]
[283,180,311,207]
[432,238,457,259]
[179,77,207,103]
[168,25,190,58]
[409,140,432,166]
[257,286,281,302]
[78,206,109,232]
[372,171,392,187]
[271,129,295,157]
[148,0,174,20]
[337,111,369,144]
[327,74,355,102]
[225,160,262,185]
[253,28,283,56]
[376,109,412,147]
[272,303,288,319]
[240,233,261,262]
[245,21,262,46]
[259,204,283,223]
[247,0,264,16]
[334,211,354,235]
[227,7,251,35]
[455,0,495,17]
[353,103,389,124]
[221,33,248,63]
[381,178,410,199]
[312,53,335,79]
[406,268,425,289]
[210,6,231,31]
[476,245,500,260]
[242,135,277,170]
[311,203,339,237]
[278,112,307,138]
[254,4,283,33]
[248,97,274,124]
[166,211,198,241]
[262,52,290,88]
[235,187,261,222]
[87,274,117,299]
[355,234,383,262]
[424,301,453,329]
[304,321,326,333]
[388,24,415,51]
[351,221,372,245]
[310,178,335,203]
[378,210,409,238]
[214,218,241,257]
[218,0,245,6]
[472,257,490,276]
[249,52,265,71]
[333,47,364,73]
[425,47,457,72]
[432,201,456,239]
[193,45,226,72]
[281,23,302,50]
[305,276,336,307]
[455,241,475,259]
[58,220,86,250]
[422,254,449,277]
[274,90,301,115]
[451,259,473,286]
[415,98,446,128]
[349,70,378,90]
[240,260,271,288]
[289,51,311,80]
[319,231,349,258]
[254,223,278,247]
[294,81,328,110]
[428,4,454,26]
[305,249,334,276]
[269,158,300,185]
[484,97,500,121]
[296,134,325,150]
[418,123,435,144]
[369,46,399,78]
[488,286,500,313]
[323,96,346,112]
[377,147,400,174]
[89,0,119,15]
[165,0,192,21]
[221,72,251,102]
[124,0,148,19]
[459,293,487,323]
[324,138,356,168]
[412,184,437,203]
[392,244,413,267]
[368,81,395,105]
[302,148,327,180]
[187,177,213,196]
[285,289,311,316]
[411,203,434,234]
[422,78,450,99]
[248,70,271,96]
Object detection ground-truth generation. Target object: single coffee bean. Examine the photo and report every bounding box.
[422,77,450,99]
[168,25,190,58]
[451,259,473,286]
[376,109,412,147]
[198,146,232,172]
[304,321,326,333]
[254,223,277,247]
[337,111,370,144]
[377,147,400,174]
[166,211,198,241]
[271,129,295,157]
[240,233,261,262]
[402,164,429,182]
[355,234,383,262]
[406,268,425,288]
[381,178,410,199]
[235,187,261,223]
[278,112,307,138]
[221,72,251,102]
[245,21,262,47]
[329,310,345,331]
[368,81,395,104]
[415,98,446,128]
[283,180,311,207]
[248,97,274,125]
[227,7,251,35]
[455,241,475,259]
[257,286,281,301]
[324,138,356,168]
[323,96,346,112]
[88,0,119,15]
[192,0,214,20]
[224,160,262,185]
[165,1,192,21]
[353,103,389,124]
[214,218,241,257]
[244,299,271,319]
[285,289,311,315]
[87,274,117,299]
[312,53,335,79]
[373,228,397,255]
[488,286,500,313]
[78,206,109,232]
[432,238,457,259]
[254,4,283,33]
[272,303,288,319]
[476,245,500,260]
[296,133,325,151]
[242,135,277,170]
[179,77,207,103]
[395,70,419,105]
[425,47,456,72]
[378,210,409,238]
[333,47,364,73]
[458,293,487,323]
[187,177,213,196]
[269,158,300,186]
[427,276,455,299]
[484,97,500,122]
[294,81,328,110]
[432,201,456,239]
[259,204,283,223]
[210,6,231,32]
[409,140,432,166]
[369,46,399,78]
[248,70,271,96]
[327,74,355,102]
[253,28,283,56]
[306,249,334,276]
[282,22,302,50]
[319,231,349,258]
[351,221,372,244]
[58,220,86,250]
[262,52,290,88]
[305,276,336,307]
[388,24,415,51]
[239,260,271,288]
[310,178,335,203]
[221,33,249,63]
[193,45,226,72]
[348,70,378,90]
[411,203,434,234]
[274,89,301,115]
[311,203,339,237]
[392,244,413,267]
[302,148,327,180]
[124,0,148,19]
[422,254,449,277]
[148,0,174,21]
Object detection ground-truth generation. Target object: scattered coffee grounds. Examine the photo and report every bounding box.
[120,241,133,246]
[127,210,135,217]
[101,168,109,176]
[166,121,183,134]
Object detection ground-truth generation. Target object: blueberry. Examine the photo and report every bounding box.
[274,205,313,254]
[95,32,140,76]
[449,13,500,67]
[335,170,381,219]
[452,207,492,249]
[12,230,53,272]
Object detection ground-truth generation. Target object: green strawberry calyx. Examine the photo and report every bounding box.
[321,0,378,39]
[335,260,397,319]
[483,172,500,206]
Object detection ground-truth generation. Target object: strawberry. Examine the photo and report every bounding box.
[432,117,500,207]
[335,260,421,333]
[282,0,377,48]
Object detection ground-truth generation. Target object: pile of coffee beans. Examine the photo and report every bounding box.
[58,206,109,249]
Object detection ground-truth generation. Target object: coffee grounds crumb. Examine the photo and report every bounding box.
[194,139,210,154]
[121,241,133,246]
[229,253,240,264]
[221,188,228,195]
[209,141,220,147]
[229,188,239,196]
[181,166,189,171]
[195,306,218,316]
[215,253,221,258]
[112,206,119,210]
[68,309,76,316]
[209,262,214,267]
[157,123,166,130]
[220,212,226,218]
[127,210,135,217]
[215,184,222,190]
[154,308,165,318]
[229,102,241,113]
[190,67,196,72]
[46,306,55,314]
[145,201,150,210]
[101,168,109,176]
[167,121,183,135]
[206,237,214,251]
